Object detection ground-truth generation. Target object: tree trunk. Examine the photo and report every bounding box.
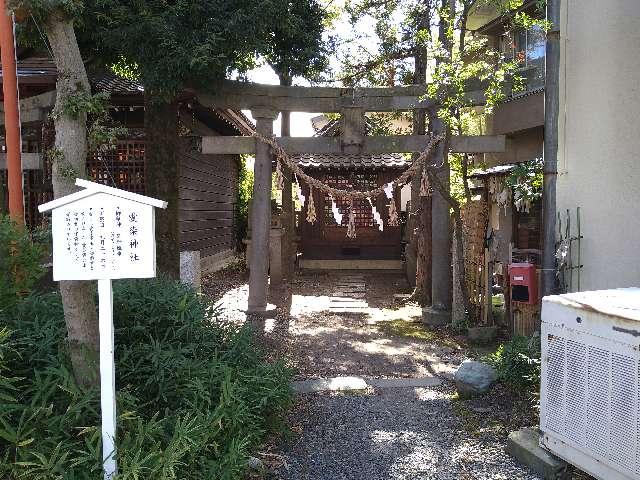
[410,0,432,305]
[45,13,99,387]
[144,94,180,279]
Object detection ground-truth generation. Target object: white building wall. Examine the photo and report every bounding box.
[557,0,640,291]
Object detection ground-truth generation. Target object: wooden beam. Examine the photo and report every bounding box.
[0,152,42,169]
[196,80,486,112]
[201,134,506,155]
[0,90,55,125]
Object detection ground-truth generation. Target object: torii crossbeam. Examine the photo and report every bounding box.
[197,80,506,316]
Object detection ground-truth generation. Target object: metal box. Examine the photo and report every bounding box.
[540,288,640,480]
[509,262,538,305]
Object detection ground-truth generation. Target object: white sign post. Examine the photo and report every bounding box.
[39,179,167,480]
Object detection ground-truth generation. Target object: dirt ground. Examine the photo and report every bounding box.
[203,267,473,380]
[202,266,581,479]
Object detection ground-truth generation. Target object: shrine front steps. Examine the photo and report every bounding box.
[299,259,402,270]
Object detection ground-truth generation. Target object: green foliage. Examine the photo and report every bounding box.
[8,0,84,24]
[236,156,254,250]
[504,157,544,207]
[0,278,293,479]
[53,90,127,154]
[427,32,523,130]
[0,215,48,310]
[479,0,549,30]
[485,335,541,391]
[55,90,111,120]
[263,0,332,81]
[78,0,295,99]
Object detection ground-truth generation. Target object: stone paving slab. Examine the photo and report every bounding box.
[293,376,369,394]
[292,376,442,394]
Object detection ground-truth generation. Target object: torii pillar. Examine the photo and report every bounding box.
[423,121,452,325]
[247,107,278,314]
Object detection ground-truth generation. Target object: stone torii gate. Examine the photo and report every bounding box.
[197,80,506,318]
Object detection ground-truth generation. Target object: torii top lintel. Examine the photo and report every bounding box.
[197,80,485,113]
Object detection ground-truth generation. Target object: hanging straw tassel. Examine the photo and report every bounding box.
[306,187,317,224]
[275,160,284,190]
[346,198,357,239]
[388,197,400,227]
[420,170,431,197]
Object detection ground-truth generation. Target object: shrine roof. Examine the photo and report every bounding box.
[0,57,255,135]
[293,153,409,170]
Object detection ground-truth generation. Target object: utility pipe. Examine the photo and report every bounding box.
[541,0,561,297]
[0,0,24,222]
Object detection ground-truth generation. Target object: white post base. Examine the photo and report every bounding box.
[98,279,117,479]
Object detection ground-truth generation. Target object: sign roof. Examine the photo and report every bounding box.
[39,179,168,213]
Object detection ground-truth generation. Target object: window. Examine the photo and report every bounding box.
[502,25,546,90]
[87,140,146,195]
[514,199,542,250]
[323,173,377,228]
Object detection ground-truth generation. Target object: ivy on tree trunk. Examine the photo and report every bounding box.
[45,12,99,387]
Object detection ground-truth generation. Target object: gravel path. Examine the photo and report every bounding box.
[274,385,541,480]
[203,268,557,479]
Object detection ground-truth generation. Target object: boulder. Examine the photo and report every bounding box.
[454,360,497,397]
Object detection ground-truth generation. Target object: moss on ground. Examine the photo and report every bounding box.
[375,319,461,349]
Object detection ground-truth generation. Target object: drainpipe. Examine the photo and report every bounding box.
[541,0,560,296]
[0,0,24,223]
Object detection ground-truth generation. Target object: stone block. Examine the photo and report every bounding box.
[454,359,497,397]
[507,428,571,480]
[467,325,498,344]
[422,306,451,326]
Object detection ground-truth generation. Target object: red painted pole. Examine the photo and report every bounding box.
[0,0,24,223]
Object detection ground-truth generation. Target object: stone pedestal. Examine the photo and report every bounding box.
[507,429,571,480]
[422,305,451,326]
[180,250,201,292]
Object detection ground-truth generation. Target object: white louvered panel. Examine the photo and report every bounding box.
[637,361,640,476]
[541,289,640,480]
[565,339,587,446]
[546,334,566,435]
[586,346,611,459]
[609,353,637,472]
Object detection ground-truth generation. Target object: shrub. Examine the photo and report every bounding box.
[0,277,292,479]
[485,335,541,391]
[235,156,253,250]
[0,215,49,309]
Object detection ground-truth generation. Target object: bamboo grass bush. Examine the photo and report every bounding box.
[0,258,293,479]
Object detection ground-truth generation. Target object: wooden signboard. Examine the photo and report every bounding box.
[39,179,167,480]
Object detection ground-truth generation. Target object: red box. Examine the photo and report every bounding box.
[509,262,538,305]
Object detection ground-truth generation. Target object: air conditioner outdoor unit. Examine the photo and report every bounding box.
[540,288,640,480]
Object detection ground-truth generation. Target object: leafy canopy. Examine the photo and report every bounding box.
[79,0,315,98]
[263,0,334,81]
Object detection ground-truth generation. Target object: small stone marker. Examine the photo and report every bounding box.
[39,179,167,480]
